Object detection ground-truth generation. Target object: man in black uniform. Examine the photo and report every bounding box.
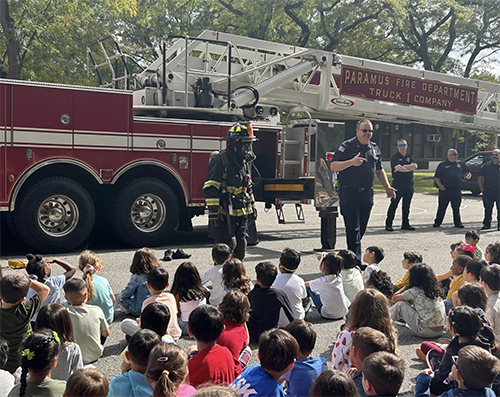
[433,148,471,228]
[203,123,257,260]
[385,138,418,231]
[330,119,396,262]
[478,149,500,230]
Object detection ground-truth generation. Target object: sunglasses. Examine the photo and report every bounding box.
[359,129,374,133]
[398,144,407,148]
[450,153,458,156]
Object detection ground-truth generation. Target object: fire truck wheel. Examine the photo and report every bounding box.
[112,178,179,246]
[14,177,95,253]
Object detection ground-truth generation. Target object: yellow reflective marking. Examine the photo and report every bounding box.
[264,184,304,191]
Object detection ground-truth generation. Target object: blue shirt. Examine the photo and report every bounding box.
[120,274,151,317]
[108,370,152,397]
[415,373,495,397]
[285,356,327,397]
[230,365,284,397]
[88,274,114,323]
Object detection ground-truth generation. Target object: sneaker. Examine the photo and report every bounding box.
[172,249,191,259]
[426,349,441,371]
[393,319,407,327]
[416,347,426,361]
[303,297,313,314]
[161,249,173,261]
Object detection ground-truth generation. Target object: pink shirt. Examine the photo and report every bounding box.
[176,383,196,397]
[142,292,182,340]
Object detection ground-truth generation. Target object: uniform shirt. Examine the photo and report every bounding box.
[391,151,415,185]
[479,161,500,190]
[330,137,383,190]
[434,160,470,190]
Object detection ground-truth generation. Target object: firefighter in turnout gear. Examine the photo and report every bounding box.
[203,123,258,260]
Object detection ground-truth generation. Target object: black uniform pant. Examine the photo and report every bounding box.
[386,184,414,227]
[210,214,248,260]
[340,186,373,261]
[482,188,500,227]
[434,188,462,226]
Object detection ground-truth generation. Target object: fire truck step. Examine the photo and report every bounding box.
[275,203,305,224]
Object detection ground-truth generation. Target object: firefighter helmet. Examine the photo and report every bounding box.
[228,123,258,142]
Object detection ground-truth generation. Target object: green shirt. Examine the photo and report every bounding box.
[0,295,41,373]
[8,378,66,397]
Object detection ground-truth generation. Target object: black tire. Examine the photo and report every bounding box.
[13,177,95,253]
[111,178,179,247]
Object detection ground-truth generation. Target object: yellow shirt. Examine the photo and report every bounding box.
[395,270,410,288]
[446,274,468,301]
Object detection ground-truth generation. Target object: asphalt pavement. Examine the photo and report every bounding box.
[0,191,497,394]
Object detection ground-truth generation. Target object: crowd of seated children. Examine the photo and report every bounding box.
[272,248,308,327]
[201,243,231,306]
[393,251,422,292]
[247,261,294,342]
[451,259,487,307]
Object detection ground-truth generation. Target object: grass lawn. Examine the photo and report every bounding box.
[374,172,437,194]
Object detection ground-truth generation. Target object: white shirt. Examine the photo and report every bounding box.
[362,263,381,284]
[272,273,307,327]
[487,293,500,341]
[26,274,67,321]
[201,265,224,305]
[309,274,350,319]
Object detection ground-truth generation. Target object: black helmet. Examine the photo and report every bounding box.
[227,123,258,142]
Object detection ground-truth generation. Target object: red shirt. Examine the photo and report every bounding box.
[217,320,248,362]
[188,344,240,388]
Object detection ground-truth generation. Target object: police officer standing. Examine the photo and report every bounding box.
[385,138,418,231]
[203,123,258,260]
[478,149,500,230]
[433,148,471,228]
[330,119,396,262]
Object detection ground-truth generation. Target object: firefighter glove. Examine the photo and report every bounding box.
[208,208,219,227]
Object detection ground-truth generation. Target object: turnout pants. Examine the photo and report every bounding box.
[211,215,249,260]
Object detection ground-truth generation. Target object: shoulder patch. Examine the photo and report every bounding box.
[338,146,345,152]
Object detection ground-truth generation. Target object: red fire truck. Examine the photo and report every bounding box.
[1,30,499,253]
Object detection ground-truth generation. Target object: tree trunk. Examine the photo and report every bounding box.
[0,0,21,79]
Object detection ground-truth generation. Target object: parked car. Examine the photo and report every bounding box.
[461,151,492,195]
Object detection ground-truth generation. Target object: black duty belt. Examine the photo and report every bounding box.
[342,185,370,192]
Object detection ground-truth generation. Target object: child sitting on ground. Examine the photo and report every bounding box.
[362,351,405,397]
[118,247,160,317]
[0,339,15,396]
[187,305,240,388]
[365,270,394,300]
[230,329,299,397]
[480,264,500,342]
[201,243,231,306]
[415,345,500,397]
[9,330,65,397]
[35,303,84,380]
[443,255,469,313]
[282,319,327,397]
[272,247,308,327]
[362,246,384,284]
[121,266,181,341]
[465,229,484,259]
[0,273,50,373]
[222,259,253,296]
[108,329,160,397]
[310,370,358,397]
[78,250,115,325]
[146,342,196,397]
[171,262,210,336]
[217,290,252,370]
[349,327,393,397]
[306,253,350,320]
[63,278,109,365]
[393,251,422,292]
[247,261,295,342]
[337,249,364,304]
[25,254,76,323]
[391,263,446,338]
[451,259,487,307]
[64,368,109,397]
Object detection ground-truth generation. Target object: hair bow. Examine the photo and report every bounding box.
[83,264,95,274]
[22,349,35,360]
[157,356,169,362]
[459,243,476,255]
[52,331,60,343]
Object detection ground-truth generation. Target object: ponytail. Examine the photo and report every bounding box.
[153,370,177,397]
[82,270,95,302]
[19,360,29,397]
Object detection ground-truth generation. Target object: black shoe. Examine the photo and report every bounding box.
[401,225,415,231]
[172,249,191,259]
[482,225,491,230]
[385,226,394,232]
[161,249,172,261]
[455,224,464,228]
[433,223,440,227]
[426,349,441,372]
